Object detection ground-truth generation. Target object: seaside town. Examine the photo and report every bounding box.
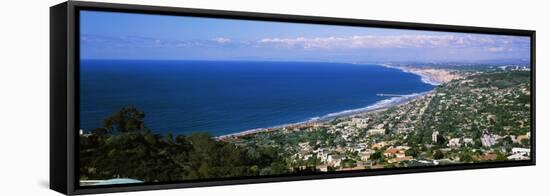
[76,10,534,185]
[78,63,532,185]
[222,64,532,172]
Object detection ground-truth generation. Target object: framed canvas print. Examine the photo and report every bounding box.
[50,1,535,195]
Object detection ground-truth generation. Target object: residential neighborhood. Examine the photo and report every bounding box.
[228,66,531,171]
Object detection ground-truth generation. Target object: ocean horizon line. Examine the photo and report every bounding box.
[80,58,528,65]
[80,60,435,137]
[81,59,440,86]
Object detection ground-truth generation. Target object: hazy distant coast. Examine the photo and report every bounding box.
[380,63,460,85]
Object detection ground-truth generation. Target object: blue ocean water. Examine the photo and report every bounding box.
[80,60,434,136]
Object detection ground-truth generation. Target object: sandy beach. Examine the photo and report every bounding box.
[216,90,432,140]
[380,64,459,85]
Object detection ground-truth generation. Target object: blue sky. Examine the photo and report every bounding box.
[80,10,530,62]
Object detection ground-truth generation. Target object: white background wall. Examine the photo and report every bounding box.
[0,0,546,195]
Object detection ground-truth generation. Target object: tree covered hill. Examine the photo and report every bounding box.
[79,107,291,183]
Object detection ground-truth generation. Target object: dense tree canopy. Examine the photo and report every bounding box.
[80,107,291,182]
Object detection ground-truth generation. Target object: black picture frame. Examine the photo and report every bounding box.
[50,1,536,195]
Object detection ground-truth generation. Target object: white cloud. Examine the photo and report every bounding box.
[81,33,529,54]
[213,37,231,44]
[257,34,522,50]
[485,47,514,52]
[486,47,505,52]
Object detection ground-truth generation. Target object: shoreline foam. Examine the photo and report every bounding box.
[379,64,441,86]
[216,91,431,139]
[217,63,442,140]
[379,63,460,86]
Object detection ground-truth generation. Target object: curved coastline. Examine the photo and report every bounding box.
[379,63,441,86]
[217,91,433,140]
[317,91,430,120]
[216,63,438,139]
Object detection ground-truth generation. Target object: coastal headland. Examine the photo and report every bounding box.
[380,63,461,85]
